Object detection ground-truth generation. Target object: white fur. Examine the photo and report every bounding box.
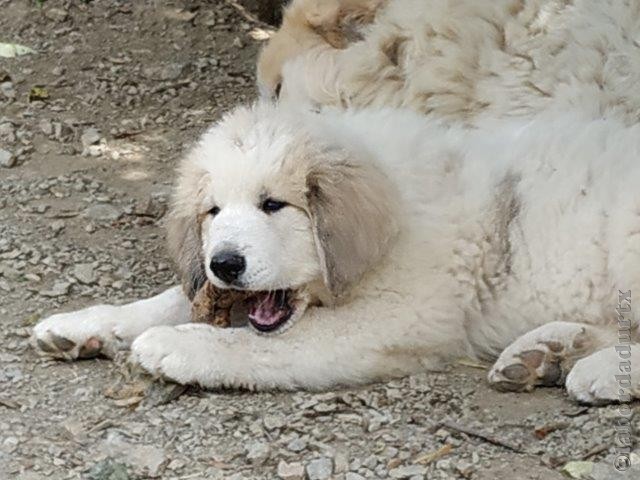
[273,0,640,124]
[34,104,640,403]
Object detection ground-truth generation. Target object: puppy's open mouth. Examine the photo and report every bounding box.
[247,289,296,332]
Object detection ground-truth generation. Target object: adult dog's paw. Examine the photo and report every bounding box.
[488,322,601,392]
[32,305,127,360]
[130,324,219,386]
[566,346,640,405]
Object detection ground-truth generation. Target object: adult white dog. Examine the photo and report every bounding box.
[258,0,640,124]
[34,102,640,404]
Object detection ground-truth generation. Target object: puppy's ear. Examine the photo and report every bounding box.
[166,165,207,301]
[306,153,398,297]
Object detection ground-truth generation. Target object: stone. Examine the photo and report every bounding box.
[389,465,428,479]
[44,8,68,22]
[246,442,270,464]
[0,148,15,168]
[73,263,96,285]
[1,82,15,99]
[81,128,101,148]
[306,458,333,480]
[345,474,366,480]
[84,204,121,222]
[40,281,71,297]
[87,460,130,480]
[277,460,305,480]
[39,119,54,136]
[287,437,307,452]
[144,63,184,81]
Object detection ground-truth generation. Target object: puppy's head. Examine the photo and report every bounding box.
[168,103,397,333]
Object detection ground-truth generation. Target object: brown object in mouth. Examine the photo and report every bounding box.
[191,281,248,327]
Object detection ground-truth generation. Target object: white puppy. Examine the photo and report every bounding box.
[33,103,640,403]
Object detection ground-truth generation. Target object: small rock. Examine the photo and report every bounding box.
[306,458,333,480]
[39,119,53,136]
[2,437,18,453]
[81,127,101,148]
[277,460,305,480]
[1,82,15,99]
[345,474,366,480]
[163,8,197,22]
[50,219,65,234]
[0,148,15,168]
[287,437,307,452]
[246,442,270,464]
[40,281,71,297]
[144,63,184,81]
[88,460,130,480]
[389,465,428,479]
[73,263,96,285]
[0,122,15,142]
[44,8,68,22]
[263,414,285,431]
[84,204,121,222]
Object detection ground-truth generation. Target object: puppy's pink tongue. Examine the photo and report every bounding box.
[248,291,287,327]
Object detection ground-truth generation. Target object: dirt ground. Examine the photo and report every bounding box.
[0,1,638,479]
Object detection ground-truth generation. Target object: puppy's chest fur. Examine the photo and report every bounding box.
[446,173,524,316]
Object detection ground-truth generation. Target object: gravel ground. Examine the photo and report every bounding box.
[1,1,639,479]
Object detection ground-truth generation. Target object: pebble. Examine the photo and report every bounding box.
[389,465,428,479]
[0,148,15,168]
[345,474,366,480]
[84,204,121,222]
[277,460,305,480]
[306,457,333,480]
[143,63,184,81]
[287,437,307,452]
[40,281,71,297]
[73,263,96,285]
[246,442,270,464]
[81,128,101,148]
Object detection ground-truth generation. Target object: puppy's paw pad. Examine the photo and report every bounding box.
[488,322,596,392]
[32,307,119,359]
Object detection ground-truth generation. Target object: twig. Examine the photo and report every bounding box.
[582,443,609,460]
[440,420,526,454]
[223,0,274,29]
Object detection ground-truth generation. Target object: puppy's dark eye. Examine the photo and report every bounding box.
[208,206,220,216]
[261,198,287,213]
[274,82,282,99]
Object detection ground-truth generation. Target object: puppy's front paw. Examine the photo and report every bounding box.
[488,322,599,392]
[130,324,220,386]
[566,346,640,405]
[32,306,123,360]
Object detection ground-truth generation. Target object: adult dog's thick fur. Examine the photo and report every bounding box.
[34,103,640,403]
[259,0,640,122]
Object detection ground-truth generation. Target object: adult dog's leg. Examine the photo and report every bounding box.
[130,309,446,390]
[487,321,620,393]
[566,345,640,404]
[32,286,190,360]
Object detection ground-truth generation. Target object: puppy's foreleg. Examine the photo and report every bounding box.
[33,286,190,360]
[130,308,448,390]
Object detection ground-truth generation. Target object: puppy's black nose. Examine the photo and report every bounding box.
[210,252,246,284]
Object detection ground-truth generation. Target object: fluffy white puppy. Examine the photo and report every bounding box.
[33,103,640,403]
